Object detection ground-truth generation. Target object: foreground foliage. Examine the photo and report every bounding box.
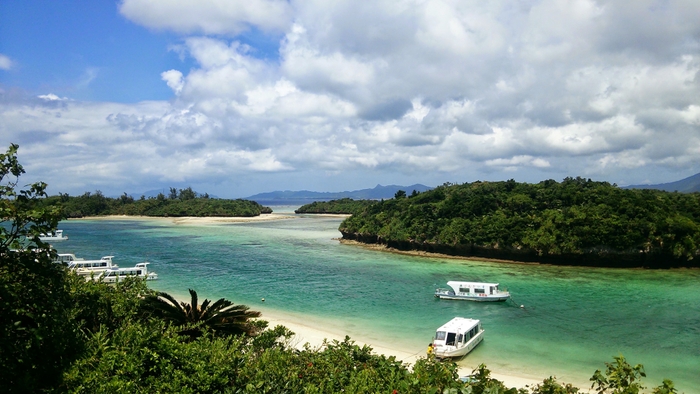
[0,144,80,392]
[340,179,700,267]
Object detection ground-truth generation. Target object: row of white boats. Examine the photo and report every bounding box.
[430,281,511,359]
[43,230,158,283]
[56,253,158,283]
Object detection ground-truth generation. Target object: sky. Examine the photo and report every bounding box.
[1,0,699,198]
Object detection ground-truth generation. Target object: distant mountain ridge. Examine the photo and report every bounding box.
[625,172,700,193]
[246,184,433,202]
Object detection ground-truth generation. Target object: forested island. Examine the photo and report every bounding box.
[41,187,272,218]
[295,198,378,214]
[339,178,700,268]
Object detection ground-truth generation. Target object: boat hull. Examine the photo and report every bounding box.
[434,290,510,302]
[435,293,510,302]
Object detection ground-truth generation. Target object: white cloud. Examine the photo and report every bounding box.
[118,0,293,35]
[161,70,184,95]
[3,0,700,196]
[0,54,12,70]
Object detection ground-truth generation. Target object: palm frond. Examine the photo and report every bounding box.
[142,288,262,337]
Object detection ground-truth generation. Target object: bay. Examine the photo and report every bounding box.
[54,207,700,392]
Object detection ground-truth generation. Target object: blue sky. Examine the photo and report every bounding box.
[1,0,700,198]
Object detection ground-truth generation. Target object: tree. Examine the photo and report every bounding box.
[141,289,263,338]
[178,186,197,200]
[394,190,406,199]
[0,143,81,392]
[590,355,646,394]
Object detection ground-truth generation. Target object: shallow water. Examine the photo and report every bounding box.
[55,209,700,392]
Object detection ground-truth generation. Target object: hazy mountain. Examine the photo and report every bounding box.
[246,184,433,203]
[625,173,700,193]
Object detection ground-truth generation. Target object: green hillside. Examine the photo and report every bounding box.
[295,198,378,214]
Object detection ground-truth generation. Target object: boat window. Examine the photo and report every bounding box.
[446,332,456,346]
[436,331,446,340]
[459,287,470,293]
[457,334,463,343]
[474,288,485,294]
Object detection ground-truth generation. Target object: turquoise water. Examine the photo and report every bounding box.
[55,209,700,392]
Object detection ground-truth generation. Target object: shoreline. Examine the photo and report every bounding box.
[166,293,553,388]
[338,239,700,270]
[338,239,537,266]
[253,306,583,390]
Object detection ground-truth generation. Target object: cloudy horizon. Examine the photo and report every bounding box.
[1,0,699,198]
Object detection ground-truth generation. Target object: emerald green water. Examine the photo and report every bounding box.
[55,209,700,392]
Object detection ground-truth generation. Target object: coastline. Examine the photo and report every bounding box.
[338,238,537,266]
[165,294,551,389]
[253,306,569,390]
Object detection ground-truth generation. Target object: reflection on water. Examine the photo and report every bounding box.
[56,214,700,391]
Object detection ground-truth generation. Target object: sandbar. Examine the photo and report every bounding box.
[73,213,297,225]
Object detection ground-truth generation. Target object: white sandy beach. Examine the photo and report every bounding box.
[76,213,350,226]
[256,306,554,390]
[75,213,294,225]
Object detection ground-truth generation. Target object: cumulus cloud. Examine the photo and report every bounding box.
[3,0,700,196]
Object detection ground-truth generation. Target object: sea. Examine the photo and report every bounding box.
[53,205,700,392]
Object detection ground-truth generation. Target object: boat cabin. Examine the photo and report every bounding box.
[55,253,81,264]
[67,256,116,270]
[446,281,503,296]
[432,317,484,359]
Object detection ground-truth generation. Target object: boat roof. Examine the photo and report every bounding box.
[436,317,480,332]
[447,281,500,287]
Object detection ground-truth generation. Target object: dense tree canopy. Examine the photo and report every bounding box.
[295,198,378,214]
[340,178,700,268]
[41,189,272,218]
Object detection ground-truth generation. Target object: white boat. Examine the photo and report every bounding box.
[67,256,119,276]
[435,281,510,302]
[95,262,158,283]
[39,230,68,241]
[431,317,484,359]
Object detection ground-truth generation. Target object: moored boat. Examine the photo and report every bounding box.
[431,317,484,359]
[95,262,158,283]
[39,230,68,241]
[435,281,510,302]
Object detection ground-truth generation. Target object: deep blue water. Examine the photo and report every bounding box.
[54,210,700,392]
